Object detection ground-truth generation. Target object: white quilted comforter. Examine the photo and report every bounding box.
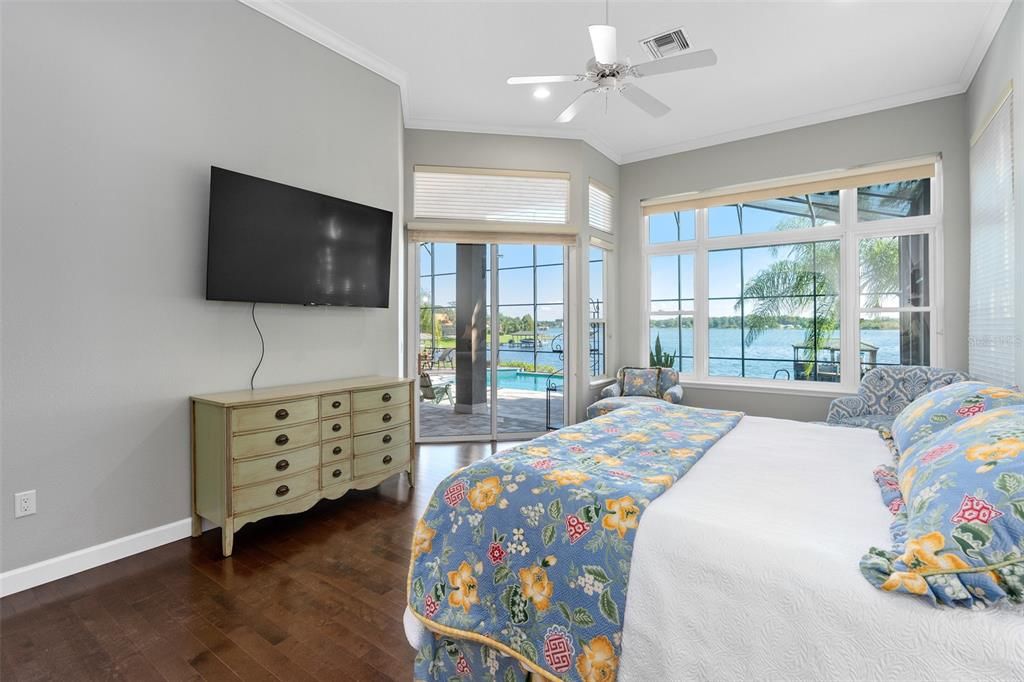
[406,415,1024,680]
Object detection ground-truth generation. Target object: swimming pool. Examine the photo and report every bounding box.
[488,368,562,392]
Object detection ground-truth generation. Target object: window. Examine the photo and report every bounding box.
[707,191,839,238]
[708,240,839,380]
[858,234,931,373]
[588,245,608,378]
[413,166,570,224]
[648,209,695,244]
[857,179,930,221]
[589,181,613,233]
[643,158,941,390]
[648,253,694,374]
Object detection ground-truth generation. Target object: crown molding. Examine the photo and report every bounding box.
[404,117,623,165]
[238,0,1008,168]
[956,0,1012,91]
[618,81,966,165]
[236,0,411,122]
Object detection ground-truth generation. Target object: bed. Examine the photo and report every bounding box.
[405,412,1024,680]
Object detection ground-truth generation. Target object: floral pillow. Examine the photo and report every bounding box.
[621,367,661,398]
[890,381,1024,458]
[860,405,1024,607]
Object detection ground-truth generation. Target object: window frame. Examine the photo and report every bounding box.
[640,160,943,396]
[588,239,612,382]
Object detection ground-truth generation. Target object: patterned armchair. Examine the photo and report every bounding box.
[585,367,684,420]
[825,366,970,430]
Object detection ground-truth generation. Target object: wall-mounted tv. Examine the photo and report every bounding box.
[206,167,393,308]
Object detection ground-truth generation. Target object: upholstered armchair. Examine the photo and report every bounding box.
[585,367,684,420]
[825,366,970,430]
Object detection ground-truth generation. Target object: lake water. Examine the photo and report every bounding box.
[484,327,901,382]
[651,327,901,379]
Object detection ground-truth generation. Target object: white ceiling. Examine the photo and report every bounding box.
[249,1,1010,164]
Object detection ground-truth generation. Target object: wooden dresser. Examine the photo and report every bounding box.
[190,376,415,556]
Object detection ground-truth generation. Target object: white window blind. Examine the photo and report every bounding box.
[413,166,569,224]
[589,181,613,233]
[969,88,1016,384]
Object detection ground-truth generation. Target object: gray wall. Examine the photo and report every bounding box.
[967,0,1024,388]
[1,0,403,571]
[404,129,620,422]
[618,95,971,421]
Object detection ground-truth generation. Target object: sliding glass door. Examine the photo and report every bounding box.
[415,240,568,441]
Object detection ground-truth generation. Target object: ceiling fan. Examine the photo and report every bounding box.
[506,21,717,123]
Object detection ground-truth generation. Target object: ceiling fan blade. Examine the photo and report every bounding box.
[556,88,598,123]
[506,75,584,85]
[619,84,670,118]
[588,24,617,65]
[631,49,717,78]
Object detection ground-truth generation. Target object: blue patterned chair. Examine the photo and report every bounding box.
[825,366,970,429]
[586,367,684,420]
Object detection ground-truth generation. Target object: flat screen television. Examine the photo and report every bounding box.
[206,167,393,308]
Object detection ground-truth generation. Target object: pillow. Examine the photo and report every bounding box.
[621,367,661,398]
[860,405,1024,607]
[890,381,1024,457]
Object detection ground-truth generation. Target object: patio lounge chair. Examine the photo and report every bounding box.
[419,372,453,405]
[436,348,455,369]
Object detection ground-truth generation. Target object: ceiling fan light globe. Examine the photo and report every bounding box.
[588,24,617,65]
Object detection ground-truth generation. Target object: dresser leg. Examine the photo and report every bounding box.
[191,513,203,538]
[405,466,415,488]
[221,519,234,557]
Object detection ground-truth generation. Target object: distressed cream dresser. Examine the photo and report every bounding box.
[191,376,415,556]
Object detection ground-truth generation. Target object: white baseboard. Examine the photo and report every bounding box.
[0,518,193,598]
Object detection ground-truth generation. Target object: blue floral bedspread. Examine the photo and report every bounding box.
[408,403,743,681]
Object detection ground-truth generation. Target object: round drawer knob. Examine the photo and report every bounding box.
[275,459,289,471]
[275,434,289,446]
[382,392,392,403]
[274,408,289,420]
[332,445,342,455]
[275,484,289,497]
[332,468,342,478]
[382,454,393,465]
[332,423,342,432]
[383,434,392,444]
[382,413,392,423]
[332,400,342,409]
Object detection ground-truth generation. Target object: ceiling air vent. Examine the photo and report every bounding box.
[639,27,691,60]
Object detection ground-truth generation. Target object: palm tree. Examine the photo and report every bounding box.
[738,208,900,378]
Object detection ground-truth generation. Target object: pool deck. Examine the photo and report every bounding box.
[418,386,564,438]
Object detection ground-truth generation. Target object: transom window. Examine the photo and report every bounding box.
[643,158,941,391]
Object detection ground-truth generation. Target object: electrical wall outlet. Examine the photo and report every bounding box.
[14,490,36,518]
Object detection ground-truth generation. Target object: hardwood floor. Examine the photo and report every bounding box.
[0,442,520,682]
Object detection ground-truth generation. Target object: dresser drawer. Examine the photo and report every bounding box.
[353,446,410,479]
[231,421,319,460]
[232,468,318,515]
[232,445,319,488]
[321,415,351,440]
[321,461,352,487]
[230,398,317,433]
[354,423,410,455]
[353,404,410,434]
[320,392,351,418]
[321,438,352,462]
[352,384,409,412]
